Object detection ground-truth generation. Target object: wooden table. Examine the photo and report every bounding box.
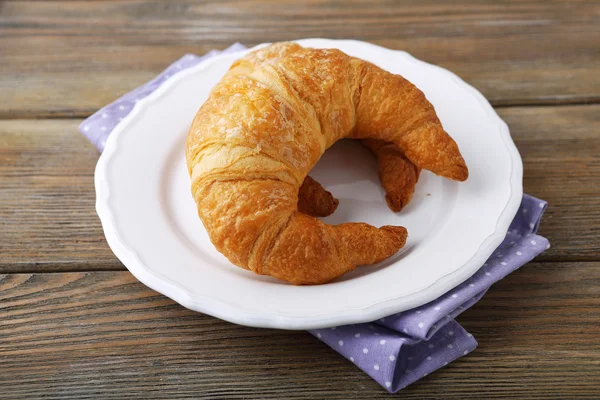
[1,1,599,398]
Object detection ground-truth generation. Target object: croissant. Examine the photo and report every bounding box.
[186,42,467,285]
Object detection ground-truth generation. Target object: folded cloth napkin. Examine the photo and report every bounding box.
[81,44,550,393]
[309,195,548,391]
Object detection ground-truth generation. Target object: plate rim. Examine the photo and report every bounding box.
[95,38,523,330]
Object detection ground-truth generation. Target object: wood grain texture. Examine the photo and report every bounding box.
[0,120,117,270]
[500,105,600,261]
[0,264,598,399]
[1,0,599,118]
[1,1,599,398]
[2,105,599,272]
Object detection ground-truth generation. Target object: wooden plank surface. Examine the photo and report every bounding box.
[1,0,599,118]
[2,105,599,272]
[1,263,598,399]
[2,1,600,398]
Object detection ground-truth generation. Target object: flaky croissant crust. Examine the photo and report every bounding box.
[186,42,467,285]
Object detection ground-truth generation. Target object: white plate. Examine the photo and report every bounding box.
[95,39,522,330]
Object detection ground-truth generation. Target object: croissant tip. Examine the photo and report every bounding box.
[381,225,408,243]
[448,163,469,182]
[385,194,404,212]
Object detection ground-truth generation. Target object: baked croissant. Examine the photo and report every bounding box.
[186,42,467,285]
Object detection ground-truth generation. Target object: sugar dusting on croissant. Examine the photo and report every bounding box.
[186,42,467,285]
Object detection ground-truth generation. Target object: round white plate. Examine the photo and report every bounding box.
[96,39,522,330]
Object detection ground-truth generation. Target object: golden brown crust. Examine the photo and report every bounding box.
[186,42,468,285]
[361,139,421,212]
[297,176,339,217]
[352,62,468,182]
[263,214,407,285]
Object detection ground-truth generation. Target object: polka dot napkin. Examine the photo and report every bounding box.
[310,195,548,391]
[80,44,550,393]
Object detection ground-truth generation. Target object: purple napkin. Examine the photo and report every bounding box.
[309,195,548,391]
[81,44,550,393]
